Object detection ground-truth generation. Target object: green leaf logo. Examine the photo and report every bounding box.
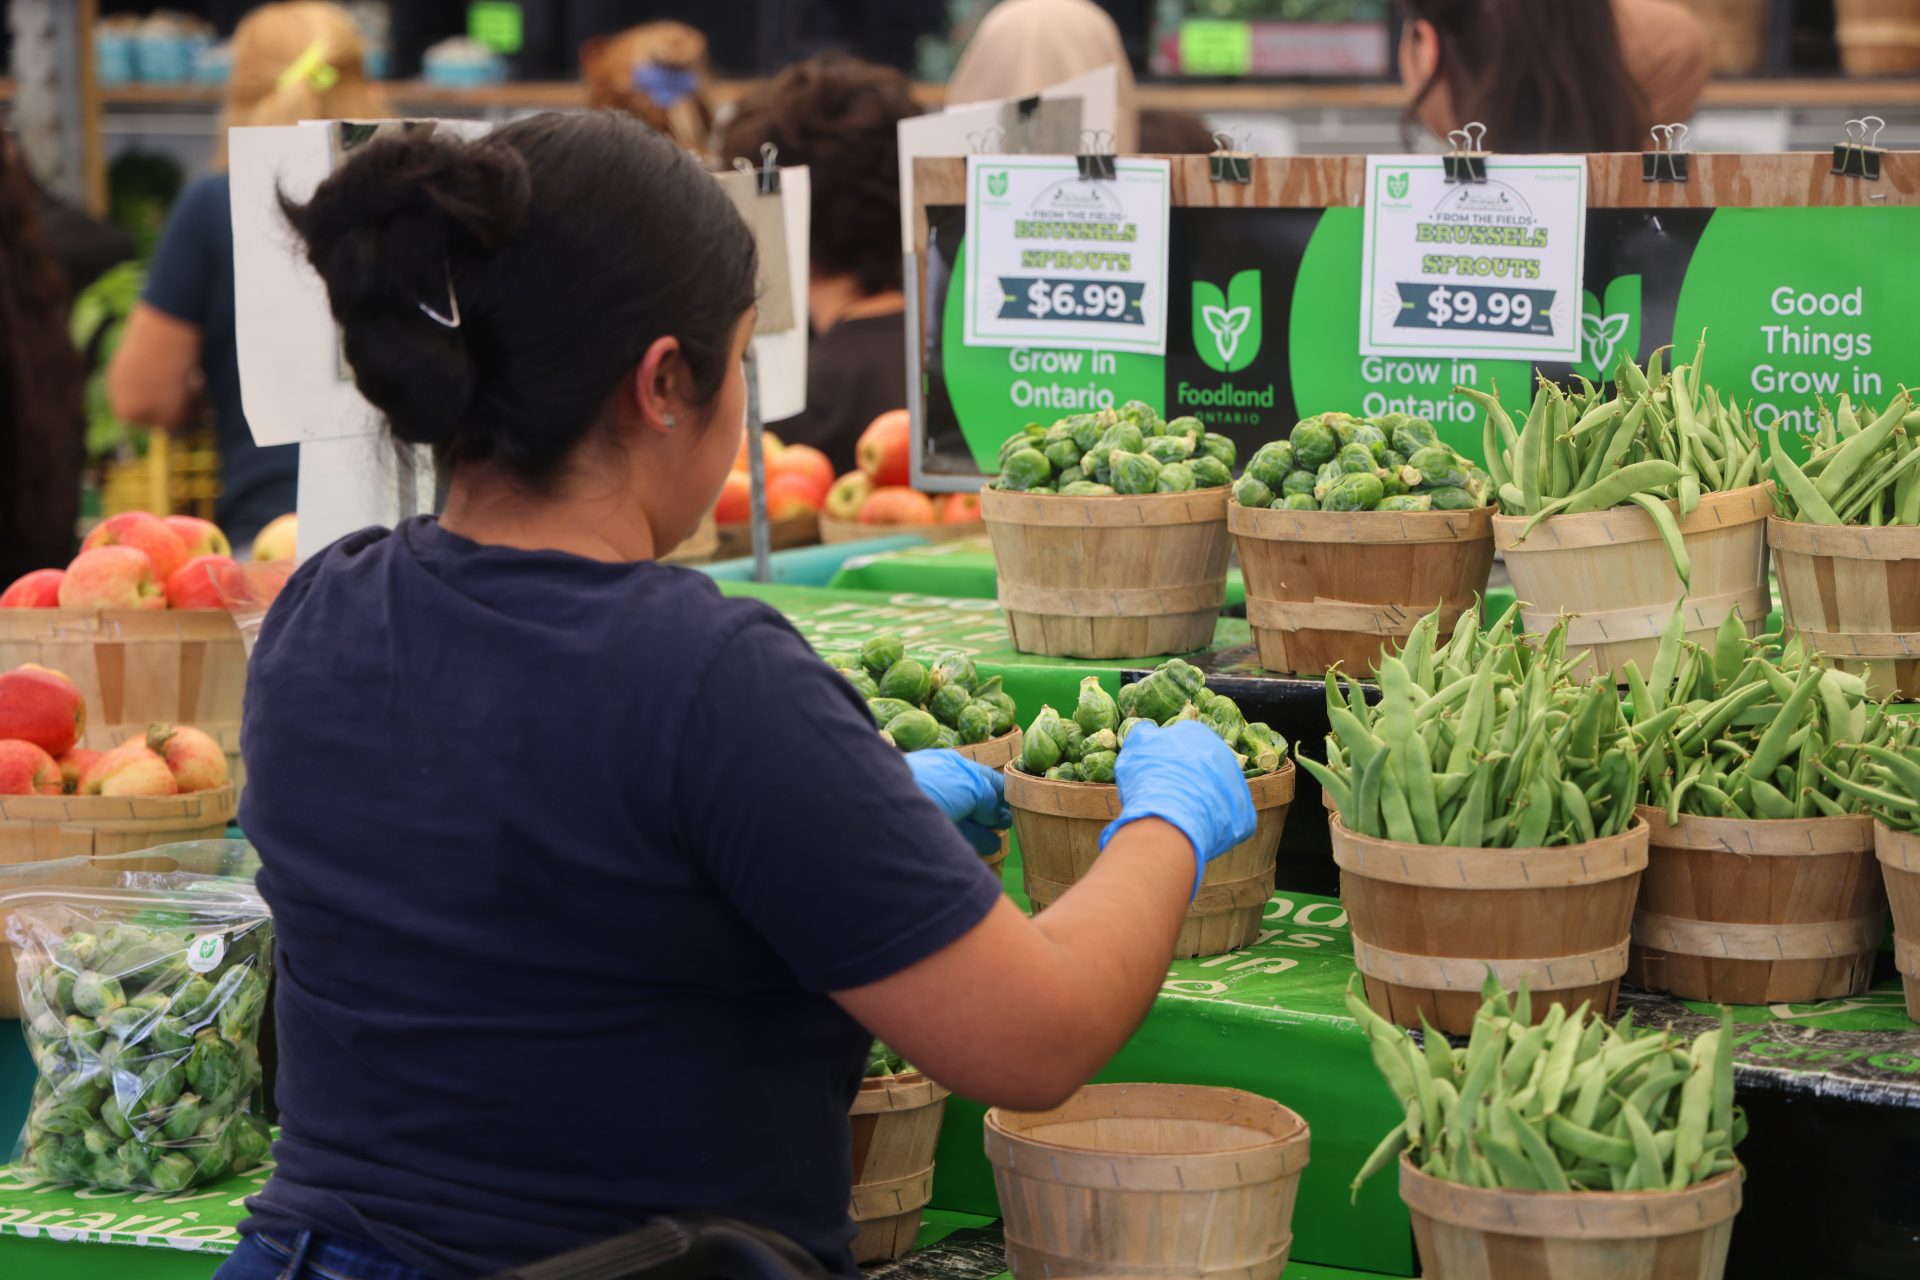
[987,171,1008,197]
[1387,171,1410,200]
[1193,270,1262,373]
[1574,275,1642,383]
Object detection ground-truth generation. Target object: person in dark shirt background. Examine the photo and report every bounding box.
[722,54,921,474]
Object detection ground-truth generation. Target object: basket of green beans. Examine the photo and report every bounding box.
[1767,389,1920,701]
[1623,606,1894,1004]
[1847,724,1920,1021]
[1349,978,1745,1280]
[1482,339,1771,685]
[1298,605,1647,1033]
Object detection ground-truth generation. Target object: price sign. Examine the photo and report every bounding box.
[963,155,1170,355]
[1359,156,1587,362]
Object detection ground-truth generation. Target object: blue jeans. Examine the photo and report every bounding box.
[213,1231,434,1280]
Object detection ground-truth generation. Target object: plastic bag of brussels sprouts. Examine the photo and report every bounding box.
[5,884,274,1192]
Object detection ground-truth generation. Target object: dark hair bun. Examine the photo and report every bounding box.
[281,132,531,446]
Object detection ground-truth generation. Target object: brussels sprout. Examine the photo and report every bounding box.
[1337,442,1377,474]
[1202,694,1246,745]
[146,1151,197,1193]
[1118,399,1162,432]
[1117,715,1151,747]
[825,651,861,672]
[860,634,905,678]
[96,924,173,978]
[100,1095,134,1141]
[928,682,971,728]
[1326,412,1366,446]
[1115,681,1140,720]
[933,726,962,750]
[1238,722,1286,775]
[1351,423,1388,460]
[160,1092,203,1142]
[1128,671,1187,724]
[1407,445,1468,490]
[32,1100,91,1137]
[879,658,931,706]
[1164,415,1205,442]
[1067,414,1108,453]
[1020,707,1066,774]
[1044,763,1083,782]
[1313,461,1344,497]
[99,1003,159,1044]
[1291,420,1339,467]
[998,424,1047,467]
[1391,417,1441,458]
[33,1135,89,1183]
[1426,486,1480,511]
[886,709,942,753]
[1381,448,1407,470]
[956,701,996,745]
[1054,464,1087,489]
[1060,481,1116,497]
[1109,451,1164,495]
[1142,435,1195,465]
[1000,447,1053,492]
[977,688,1018,736]
[230,1115,272,1172]
[170,976,216,1027]
[1057,720,1088,764]
[1246,441,1293,490]
[1280,470,1318,500]
[41,966,77,1017]
[1322,472,1386,512]
[1233,476,1274,509]
[1083,423,1146,481]
[1172,701,1203,723]
[1072,676,1119,735]
[839,666,880,699]
[1379,465,1420,498]
[1190,456,1233,489]
[144,1057,189,1110]
[82,1123,119,1157]
[1043,438,1083,474]
[1197,432,1236,468]
[1079,751,1118,784]
[1378,494,1435,512]
[868,697,918,727]
[215,969,267,1045]
[52,933,100,974]
[1155,462,1197,493]
[64,1014,106,1056]
[188,1031,238,1107]
[72,973,126,1019]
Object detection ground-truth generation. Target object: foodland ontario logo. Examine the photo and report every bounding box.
[1386,170,1410,200]
[986,170,1009,197]
[1193,270,1262,373]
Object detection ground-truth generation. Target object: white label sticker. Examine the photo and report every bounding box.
[186,933,227,974]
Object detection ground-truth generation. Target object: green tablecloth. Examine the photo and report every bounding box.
[0,1152,266,1278]
[827,536,1249,610]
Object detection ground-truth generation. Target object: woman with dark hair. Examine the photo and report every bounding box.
[216,111,1255,1280]
[721,54,920,472]
[1399,0,1710,154]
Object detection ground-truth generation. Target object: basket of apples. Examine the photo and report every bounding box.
[818,411,985,544]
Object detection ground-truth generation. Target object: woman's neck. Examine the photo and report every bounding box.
[438,466,657,564]
[809,273,905,335]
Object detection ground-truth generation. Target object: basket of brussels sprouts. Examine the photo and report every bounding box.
[1002,663,1294,958]
[980,403,1236,659]
[828,635,1021,879]
[849,1042,949,1263]
[1228,411,1495,678]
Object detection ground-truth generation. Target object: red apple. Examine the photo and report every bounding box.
[938,491,983,524]
[0,739,61,795]
[825,472,873,521]
[147,723,229,792]
[858,487,939,526]
[0,569,64,608]
[250,513,299,563]
[164,515,231,560]
[0,664,86,756]
[59,546,165,611]
[732,429,785,474]
[165,555,238,610]
[81,512,189,581]
[766,444,834,503]
[857,410,912,487]
[714,472,753,526]
[766,474,824,520]
[55,748,100,795]
[79,740,179,797]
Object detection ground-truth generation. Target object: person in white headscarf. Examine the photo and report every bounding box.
[946,0,1140,154]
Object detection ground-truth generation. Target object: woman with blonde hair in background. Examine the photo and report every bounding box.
[108,2,388,551]
[946,0,1139,154]
[581,21,716,156]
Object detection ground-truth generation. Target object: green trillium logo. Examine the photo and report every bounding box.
[1193,270,1262,373]
[1387,171,1410,200]
[1576,275,1643,384]
[987,170,1009,197]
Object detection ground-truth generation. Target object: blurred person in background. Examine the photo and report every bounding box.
[1140,109,1222,155]
[946,0,1140,154]
[721,54,921,473]
[1399,0,1710,154]
[581,21,717,156]
[0,146,87,585]
[108,1,388,551]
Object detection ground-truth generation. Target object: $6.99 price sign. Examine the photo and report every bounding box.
[1360,156,1587,363]
[963,155,1171,355]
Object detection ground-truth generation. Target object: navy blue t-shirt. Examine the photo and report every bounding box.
[238,518,1001,1278]
[143,175,298,546]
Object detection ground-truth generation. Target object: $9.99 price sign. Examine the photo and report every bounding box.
[963,155,1171,355]
[1360,156,1587,363]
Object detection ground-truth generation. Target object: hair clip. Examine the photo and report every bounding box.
[276,41,339,94]
[419,260,461,329]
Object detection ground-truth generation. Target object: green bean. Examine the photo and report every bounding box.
[1624,491,1691,586]
[1670,1029,1717,1190]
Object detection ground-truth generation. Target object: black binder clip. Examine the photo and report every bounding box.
[1443,122,1488,184]
[1209,131,1252,184]
[1077,130,1117,181]
[1013,95,1042,153]
[1832,117,1885,181]
[1642,123,1690,184]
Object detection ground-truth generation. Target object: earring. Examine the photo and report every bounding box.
[663,413,676,428]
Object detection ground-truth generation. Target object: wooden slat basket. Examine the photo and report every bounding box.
[848,1071,950,1264]
[1835,0,1920,74]
[1875,822,1920,1020]
[1229,500,1494,678]
[1769,518,1920,701]
[954,728,1022,882]
[1492,484,1771,684]
[1005,761,1294,958]
[1402,1159,1741,1280]
[1333,815,1649,1034]
[1629,806,1884,1004]
[981,487,1232,659]
[987,1084,1310,1280]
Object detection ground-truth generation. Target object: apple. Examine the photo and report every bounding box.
[59,546,164,611]
[81,511,189,581]
[767,444,834,503]
[55,748,100,795]
[858,487,939,526]
[79,740,179,797]
[857,410,912,487]
[0,664,86,756]
[0,568,64,608]
[732,429,785,474]
[164,515,231,560]
[766,474,825,521]
[251,513,299,563]
[165,555,238,610]
[148,723,229,792]
[825,472,873,521]
[938,491,983,524]
[714,472,753,526]
[0,739,61,795]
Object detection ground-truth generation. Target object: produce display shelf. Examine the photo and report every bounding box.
[826,535,1250,611]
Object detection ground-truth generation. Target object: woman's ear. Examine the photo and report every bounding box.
[631,335,687,435]
[1400,18,1440,88]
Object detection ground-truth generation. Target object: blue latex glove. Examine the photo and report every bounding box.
[905,749,1012,855]
[1100,720,1258,898]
